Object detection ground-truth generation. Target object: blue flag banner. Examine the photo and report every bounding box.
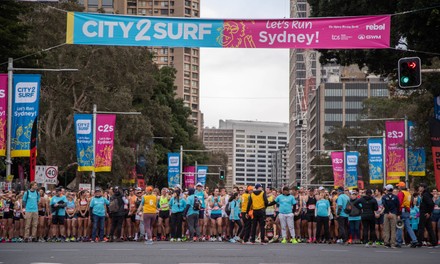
[167,153,180,188]
[408,121,426,176]
[345,152,359,189]
[11,74,41,157]
[435,96,440,120]
[368,138,384,184]
[74,114,94,171]
[197,166,208,186]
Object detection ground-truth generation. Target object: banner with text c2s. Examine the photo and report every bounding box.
[74,114,94,171]
[66,12,390,49]
[0,74,7,156]
[11,74,41,157]
[385,121,405,184]
[94,114,116,172]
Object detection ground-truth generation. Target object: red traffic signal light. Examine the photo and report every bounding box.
[398,57,421,89]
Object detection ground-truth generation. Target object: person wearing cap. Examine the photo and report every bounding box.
[382,184,400,248]
[183,188,201,242]
[246,183,269,244]
[353,189,378,247]
[49,187,68,242]
[395,182,418,247]
[335,186,350,244]
[416,183,436,247]
[269,186,298,244]
[90,188,110,242]
[241,185,253,243]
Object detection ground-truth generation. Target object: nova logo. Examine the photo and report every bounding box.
[366,23,386,30]
[369,143,382,155]
[15,82,38,103]
[169,156,179,166]
[333,158,343,164]
[76,120,91,134]
[347,156,358,166]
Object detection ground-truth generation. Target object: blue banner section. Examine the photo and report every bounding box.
[11,74,41,157]
[197,166,208,186]
[435,97,440,120]
[74,114,94,171]
[167,153,180,188]
[368,138,384,184]
[408,121,426,176]
[345,152,359,189]
[68,12,223,48]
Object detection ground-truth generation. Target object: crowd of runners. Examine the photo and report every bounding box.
[0,181,439,249]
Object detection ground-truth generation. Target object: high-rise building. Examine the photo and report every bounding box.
[219,120,289,188]
[80,0,204,135]
[270,145,289,189]
[202,128,234,190]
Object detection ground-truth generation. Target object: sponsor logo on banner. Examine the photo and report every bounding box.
[197,166,208,186]
[67,12,390,49]
[76,119,91,134]
[347,155,358,166]
[169,156,179,167]
[11,74,41,157]
[369,143,382,155]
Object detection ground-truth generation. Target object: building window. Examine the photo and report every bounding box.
[185,0,191,7]
[185,8,191,15]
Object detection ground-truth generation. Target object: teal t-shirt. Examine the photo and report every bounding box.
[195,190,205,208]
[275,194,297,214]
[169,197,187,213]
[50,195,68,216]
[90,196,110,217]
[229,200,241,220]
[337,194,350,218]
[186,195,199,216]
[210,196,222,215]
[316,199,330,217]
[23,190,40,213]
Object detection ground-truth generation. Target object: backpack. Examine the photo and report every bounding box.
[344,201,352,214]
[348,201,360,217]
[193,196,201,211]
[109,198,119,213]
[225,202,231,216]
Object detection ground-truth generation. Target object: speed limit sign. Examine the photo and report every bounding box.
[45,166,58,184]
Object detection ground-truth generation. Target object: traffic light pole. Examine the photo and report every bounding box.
[179,146,213,187]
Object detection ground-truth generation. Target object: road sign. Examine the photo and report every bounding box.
[35,165,58,184]
[79,183,91,191]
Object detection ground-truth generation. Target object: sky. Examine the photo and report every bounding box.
[200,0,291,128]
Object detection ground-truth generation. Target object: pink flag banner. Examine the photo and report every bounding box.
[94,114,116,172]
[385,121,406,183]
[184,166,196,188]
[331,152,345,188]
[0,74,7,156]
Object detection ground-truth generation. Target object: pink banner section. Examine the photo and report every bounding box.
[385,121,406,184]
[0,74,7,157]
[331,152,345,188]
[95,114,116,172]
[184,166,195,188]
[222,15,390,49]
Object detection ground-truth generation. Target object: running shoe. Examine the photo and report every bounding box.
[291,238,298,244]
[177,238,182,242]
[65,237,70,242]
[281,238,287,244]
[170,238,175,242]
[307,238,313,243]
[347,238,352,244]
[70,237,76,242]
[229,238,237,243]
[145,239,153,245]
[245,241,255,245]
[218,236,222,242]
[209,237,216,242]
[193,237,198,242]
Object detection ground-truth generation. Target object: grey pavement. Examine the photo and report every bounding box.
[0,242,438,264]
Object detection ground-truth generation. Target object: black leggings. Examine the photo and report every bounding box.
[316,216,329,240]
[229,219,243,238]
[110,215,124,238]
[170,212,183,239]
[251,209,266,243]
[362,217,376,243]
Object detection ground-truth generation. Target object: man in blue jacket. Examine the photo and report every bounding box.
[90,188,110,242]
[382,184,399,248]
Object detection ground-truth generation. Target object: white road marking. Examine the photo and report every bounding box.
[320,249,348,252]
[31,263,63,264]
[215,248,241,251]
[375,250,402,253]
[50,249,79,252]
[0,249,24,252]
[161,248,189,251]
[104,249,135,251]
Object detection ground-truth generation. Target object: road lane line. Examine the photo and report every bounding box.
[161,248,189,251]
[321,249,348,252]
[0,249,24,252]
[51,249,80,252]
[375,250,402,253]
[31,263,63,264]
[215,248,241,251]
[104,249,135,251]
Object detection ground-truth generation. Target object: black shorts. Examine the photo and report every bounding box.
[211,213,222,220]
[300,212,308,221]
[294,214,301,221]
[78,211,89,218]
[131,214,136,222]
[38,210,45,217]
[306,214,316,222]
[3,212,13,219]
[159,211,170,219]
[52,215,65,225]
[13,214,23,221]
[199,209,205,219]
[375,214,384,225]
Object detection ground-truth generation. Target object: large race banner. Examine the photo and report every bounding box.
[74,114,94,171]
[167,153,180,188]
[385,121,405,184]
[184,166,196,188]
[0,74,7,156]
[408,121,426,176]
[67,12,390,49]
[368,138,384,184]
[197,166,208,186]
[331,152,344,188]
[11,74,41,157]
[429,118,440,190]
[94,114,116,172]
[345,152,359,189]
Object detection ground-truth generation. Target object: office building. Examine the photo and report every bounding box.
[80,0,204,135]
[270,145,289,189]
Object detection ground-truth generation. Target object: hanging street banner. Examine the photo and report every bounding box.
[94,114,116,172]
[167,153,180,188]
[66,12,390,49]
[368,138,384,184]
[408,121,426,176]
[11,74,41,157]
[74,114,94,171]
[0,74,7,156]
[429,118,440,190]
[385,121,406,184]
[345,152,359,189]
[331,152,345,188]
[184,166,196,188]
[197,166,208,186]
[435,96,440,120]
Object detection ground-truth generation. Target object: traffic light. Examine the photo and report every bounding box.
[219,170,225,180]
[398,57,421,88]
